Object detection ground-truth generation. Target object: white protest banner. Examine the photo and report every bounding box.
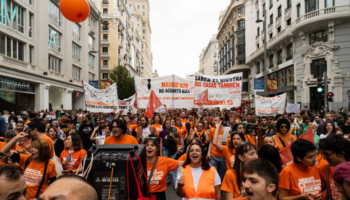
[117,94,137,115]
[255,93,287,116]
[134,75,195,108]
[83,82,118,113]
[286,103,300,114]
[194,72,242,108]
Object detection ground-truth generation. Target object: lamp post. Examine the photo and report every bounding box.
[256,8,268,97]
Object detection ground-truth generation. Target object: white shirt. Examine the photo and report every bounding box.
[175,166,221,192]
[320,134,328,139]
[142,127,151,142]
[95,135,106,145]
[2,114,9,123]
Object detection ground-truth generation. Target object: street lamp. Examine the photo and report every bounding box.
[256,8,268,98]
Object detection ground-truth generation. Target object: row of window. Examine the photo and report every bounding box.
[0,0,25,33]
[0,33,25,61]
[49,55,94,80]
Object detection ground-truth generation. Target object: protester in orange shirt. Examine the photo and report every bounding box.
[187,121,209,156]
[272,119,296,151]
[175,118,188,139]
[104,119,138,145]
[152,115,163,135]
[209,116,227,180]
[177,138,204,161]
[1,133,57,200]
[319,135,350,200]
[176,142,222,200]
[213,122,245,171]
[226,123,245,147]
[221,142,258,199]
[125,116,138,136]
[4,130,23,153]
[279,139,323,200]
[245,125,256,145]
[28,120,54,159]
[242,158,280,200]
[144,136,184,200]
[60,134,87,174]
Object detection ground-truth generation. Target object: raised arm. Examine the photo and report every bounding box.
[1,132,27,158]
[90,126,99,141]
[114,109,124,119]
[213,123,224,152]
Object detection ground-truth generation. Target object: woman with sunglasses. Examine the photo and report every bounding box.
[176,142,222,200]
[144,136,184,200]
[187,121,209,156]
[213,123,245,171]
[272,119,296,151]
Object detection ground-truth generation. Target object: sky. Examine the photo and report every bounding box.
[149,0,230,78]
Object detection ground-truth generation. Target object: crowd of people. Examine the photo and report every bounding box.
[0,106,350,200]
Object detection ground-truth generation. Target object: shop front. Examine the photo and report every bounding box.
[257,65,295,103]
[0,76,35,111]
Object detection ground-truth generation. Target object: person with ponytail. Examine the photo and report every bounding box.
[221,141,258,199]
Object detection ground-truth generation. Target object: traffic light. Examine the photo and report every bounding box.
[328,92,334,102]
[317,77,323,92]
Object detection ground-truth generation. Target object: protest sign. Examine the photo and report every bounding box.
[118,94,137,115]
[255,93,286,116]
[134,75,195,108]
[194,72,242,108]
[286,103,300,114]
[83,82,118,113]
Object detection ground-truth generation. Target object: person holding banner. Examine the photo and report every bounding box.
[278,139,322,200]
[272,119,296,151]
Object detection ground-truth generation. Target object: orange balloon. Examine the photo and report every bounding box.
[59,0,90,23]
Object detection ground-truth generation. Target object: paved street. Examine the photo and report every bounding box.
[165,182,181,200]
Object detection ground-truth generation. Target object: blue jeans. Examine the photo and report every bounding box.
[210,156,226,181]
[162,147,176,185]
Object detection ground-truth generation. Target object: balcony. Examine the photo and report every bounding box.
[101,65,110,71]
[2,55,28,68]
[101,52,110,58]
[277,60,282,65]
[101,39,110,46]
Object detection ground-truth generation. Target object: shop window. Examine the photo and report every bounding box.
[305,0,319,13]
[286,66,294,86]
[311,59,326,78]
[309,30,328,45]
[48,27,61,52]
[277,70,285,88]
[72,65,81,80]
[286,43,293,60]
[256,62,261,74]
[48,55,61,73]
[72,43,81,62]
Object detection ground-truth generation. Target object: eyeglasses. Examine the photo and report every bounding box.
[190,149,202,153]
[197,125,203,128]
[280,125,289,129]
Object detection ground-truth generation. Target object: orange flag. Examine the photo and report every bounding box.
[279,129,315,168]
[196,89,209,107]
[144,90,162,119]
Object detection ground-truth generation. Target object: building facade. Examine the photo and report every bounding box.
[199,35,219,76]
[217,0,250,100]
[95,0,144,79]
[128,0,153,78]
[0,0,100,111]
[245,0,350,111]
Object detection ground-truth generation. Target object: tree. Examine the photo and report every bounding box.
[109,65,135,100]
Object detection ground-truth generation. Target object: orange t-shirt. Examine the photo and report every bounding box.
[273,133,296,151]
[104,134,138,145]
[279,162,322,198]
[153,124,162,135]
[0,142,6,165]
[41,135,54,159]
[221,169,242,198]
[60,149,87,170]
[319,161,342,200]
[0,142,23,165]
[127,124,138,133]
[147,156,179,193]
[19,154,57,200]
[181,119,187,126]
[209,128,224,157]
[175,125,188,138]
[222,146,235,170]
[178,153,187,161]
[245,135,256,145]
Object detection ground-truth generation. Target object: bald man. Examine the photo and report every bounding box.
[39,175,98,200]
